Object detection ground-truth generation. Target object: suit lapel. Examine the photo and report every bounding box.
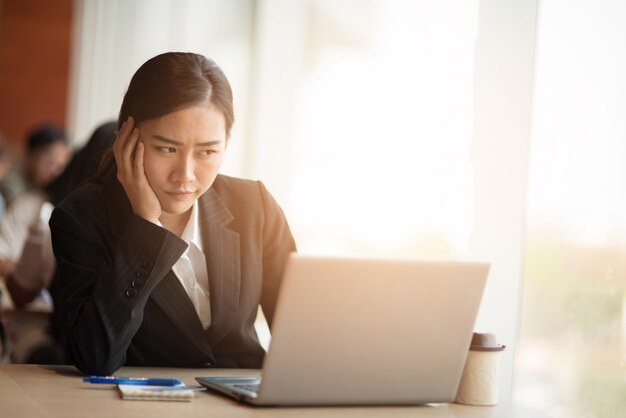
[149,271,216,360]
[198,188,241,344]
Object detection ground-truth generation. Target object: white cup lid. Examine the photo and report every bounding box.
[470,332,505,352]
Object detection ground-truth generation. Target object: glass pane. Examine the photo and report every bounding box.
[514,0,626,417]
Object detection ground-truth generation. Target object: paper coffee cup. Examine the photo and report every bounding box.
[455,333,505,406]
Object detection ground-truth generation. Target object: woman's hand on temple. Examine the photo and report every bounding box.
[113,117,161,224]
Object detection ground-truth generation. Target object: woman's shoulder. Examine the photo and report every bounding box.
[210,174,282,216]
[55,180,106,217]
[211,174,267,199]
[213,173,258,187]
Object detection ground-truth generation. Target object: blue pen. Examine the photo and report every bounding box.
[83,376,183,386]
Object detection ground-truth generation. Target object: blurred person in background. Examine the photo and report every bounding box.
[0,131,11,362]
[0,125,71,275]
[24,126,71,190]
[0,132,14,218]
[2,122,116,364]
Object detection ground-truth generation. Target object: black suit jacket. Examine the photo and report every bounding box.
[49,166,296,375]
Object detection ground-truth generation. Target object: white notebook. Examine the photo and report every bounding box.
[118,385,196,402]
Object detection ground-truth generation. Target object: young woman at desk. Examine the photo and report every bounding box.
[49,53,296,375]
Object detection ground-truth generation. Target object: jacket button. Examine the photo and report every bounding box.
[136,269,148,279]
[131,279,144,289]
[125,288,137,298]
[141,259,153,269]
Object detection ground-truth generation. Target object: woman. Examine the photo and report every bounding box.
[49,53,296,375]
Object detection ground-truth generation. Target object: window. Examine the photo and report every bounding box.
[514,1,626,417]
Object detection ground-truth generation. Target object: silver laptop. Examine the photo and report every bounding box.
[196,254,489,406]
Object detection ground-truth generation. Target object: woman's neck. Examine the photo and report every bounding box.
[159,209,192,237]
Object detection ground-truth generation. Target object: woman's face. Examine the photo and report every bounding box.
[139,103,227,219]
[28,142,71,188]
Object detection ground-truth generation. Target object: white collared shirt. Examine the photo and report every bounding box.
[161,202,211,330]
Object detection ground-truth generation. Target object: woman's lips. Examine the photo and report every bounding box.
[166,191,195,200]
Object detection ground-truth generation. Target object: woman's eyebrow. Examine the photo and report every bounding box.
[152,134,222,147]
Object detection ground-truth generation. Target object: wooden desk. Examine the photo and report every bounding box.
[0,364,550,418]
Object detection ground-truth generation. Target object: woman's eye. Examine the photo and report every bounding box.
[157,147,176,154]
[199,150,217,156]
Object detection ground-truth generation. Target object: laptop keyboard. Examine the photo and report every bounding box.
[234,383,259,393]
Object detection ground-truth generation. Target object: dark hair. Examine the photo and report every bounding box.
[26,125,67,154]
[98,52,234,176]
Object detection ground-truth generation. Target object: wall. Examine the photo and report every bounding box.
[0,0,73,148]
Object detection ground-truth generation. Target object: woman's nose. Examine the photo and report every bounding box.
[172,155,196,183]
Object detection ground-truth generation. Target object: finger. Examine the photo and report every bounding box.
[119,116,137,156]
[134,141,145,179]
[113,116,132,154]
[123,127,140,177]
[113,117,134,168]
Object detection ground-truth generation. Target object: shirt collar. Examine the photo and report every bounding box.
[180,201,203,252]
[156,201,203,253]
